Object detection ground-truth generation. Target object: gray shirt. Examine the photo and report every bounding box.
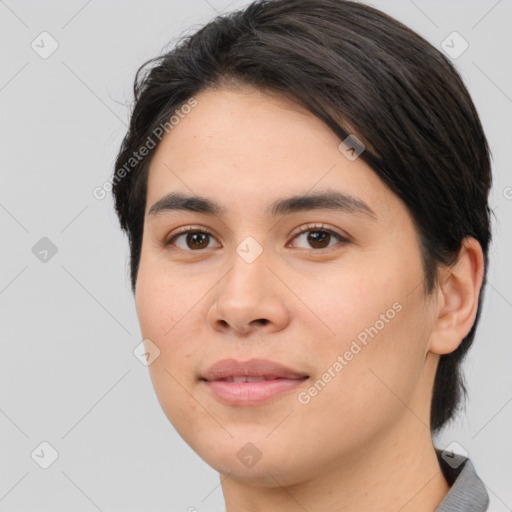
[435,449,489,511]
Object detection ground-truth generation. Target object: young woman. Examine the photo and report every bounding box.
[112,1,492,510]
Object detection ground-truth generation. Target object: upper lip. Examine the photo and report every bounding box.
[201,358,309,381]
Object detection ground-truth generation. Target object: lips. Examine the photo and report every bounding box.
[201,358,309,406]
[201,358,308,382]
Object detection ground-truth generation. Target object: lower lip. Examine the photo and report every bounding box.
[203,378,308,405]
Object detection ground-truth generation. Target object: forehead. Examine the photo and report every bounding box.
[163,86,339,165]
[144,86,397,222]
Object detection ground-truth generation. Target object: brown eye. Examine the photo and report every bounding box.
[184,232,210,250]
[289,225,349,250]
[306,230,332,249]
[166,230,219,251]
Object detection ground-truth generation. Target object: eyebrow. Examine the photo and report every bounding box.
[148,191,376,219]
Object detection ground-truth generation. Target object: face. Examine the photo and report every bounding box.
[135,85,439,486]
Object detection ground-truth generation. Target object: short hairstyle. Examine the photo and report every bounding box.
[112,0,492,433]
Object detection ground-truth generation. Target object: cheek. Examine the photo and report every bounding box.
[294,297,432,461]
[135,253,201,348]
[135,269,203,437]
[291,254,408,345]
[135,259,203,409]
[295,252,432,416]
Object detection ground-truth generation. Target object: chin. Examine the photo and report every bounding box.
[192,435,312,487]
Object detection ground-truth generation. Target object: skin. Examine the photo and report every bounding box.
[135,85,485,511]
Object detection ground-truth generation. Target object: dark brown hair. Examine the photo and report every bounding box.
[112,0,492,432]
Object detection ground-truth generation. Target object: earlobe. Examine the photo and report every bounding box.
[429,237,485,355]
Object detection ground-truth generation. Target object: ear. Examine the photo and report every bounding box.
[429,237,485,355]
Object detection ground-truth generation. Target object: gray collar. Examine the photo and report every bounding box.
[435,449,489,511]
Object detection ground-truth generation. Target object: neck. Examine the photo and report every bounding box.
[221,414,450,512]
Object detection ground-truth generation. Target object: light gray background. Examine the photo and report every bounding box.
[1,0,511,510]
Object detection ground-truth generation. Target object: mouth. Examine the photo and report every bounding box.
[213,376,300,383]
[200,358,309,406]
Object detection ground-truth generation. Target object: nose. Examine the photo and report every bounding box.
[207,248,291,337]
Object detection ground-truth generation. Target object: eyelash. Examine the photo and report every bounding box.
[164,223,350,252]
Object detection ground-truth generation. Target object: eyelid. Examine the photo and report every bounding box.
[164,225,221,246]
[287,222,350,243]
